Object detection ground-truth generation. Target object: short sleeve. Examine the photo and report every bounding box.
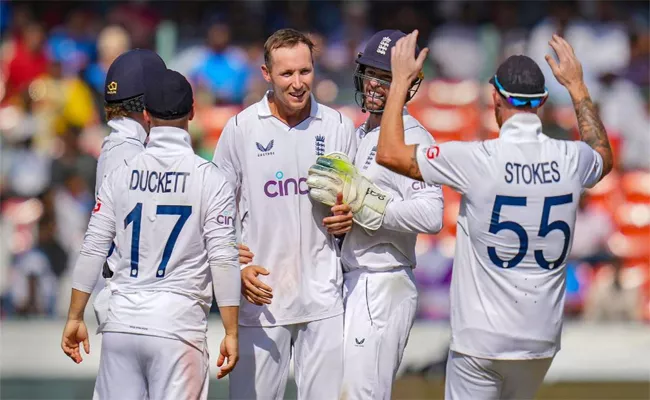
[574,141,603,189]
[415,141,481,194]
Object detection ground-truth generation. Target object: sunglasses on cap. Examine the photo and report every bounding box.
[492,76,548,108]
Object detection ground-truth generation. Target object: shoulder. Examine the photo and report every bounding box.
[225,102,260,132]
[317,103,354,129]
[403,116,435,146]
[197,157,229,183]
[101,135,144,156]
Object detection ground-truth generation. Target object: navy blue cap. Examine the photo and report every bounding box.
[489,55,546,96]
[144,69,193,120]
[356,29,420,72]
[104,49,167,103]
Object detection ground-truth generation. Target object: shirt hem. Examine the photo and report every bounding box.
[450,344,559,360]
[238,307,343,327]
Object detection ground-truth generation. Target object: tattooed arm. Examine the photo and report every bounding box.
[545,34,613,180]
[568,84,614,178]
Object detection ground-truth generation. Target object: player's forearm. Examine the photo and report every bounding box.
[72,253,106,293]
[376,83,422,181]
[217,306,239,337]
[67,288,91,321]
[210,260,242,307]
[383,197,443,234]
[568,83,613,178]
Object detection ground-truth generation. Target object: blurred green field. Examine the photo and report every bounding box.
[2,377,649,400]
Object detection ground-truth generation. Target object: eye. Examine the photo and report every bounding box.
[300,69,311,75]
[281,72,292,77]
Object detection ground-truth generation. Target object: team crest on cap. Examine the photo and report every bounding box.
[315,135,325,155]
[107,81,117,95]
[376,37,391,55]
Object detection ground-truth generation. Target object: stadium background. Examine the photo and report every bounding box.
[0,0,648,399]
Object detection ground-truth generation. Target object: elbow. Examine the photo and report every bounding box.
[375,151,398,171]
[424,218,444,235]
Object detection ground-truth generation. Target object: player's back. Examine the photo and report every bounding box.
[444,114,602,360]
[101,126,235,350]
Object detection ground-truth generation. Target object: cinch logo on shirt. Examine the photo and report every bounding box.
[93,201,102,213]
[216,210,235,226]
[263,171,309,198]
[411,181,440,190]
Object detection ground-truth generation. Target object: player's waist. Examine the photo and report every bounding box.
[341,249,415,272]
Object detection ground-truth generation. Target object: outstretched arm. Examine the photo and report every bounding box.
[376,30,429,181]
[545,34,613,179]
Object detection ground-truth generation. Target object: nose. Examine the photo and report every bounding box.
[292,73,302,89]
[369,79,380,89]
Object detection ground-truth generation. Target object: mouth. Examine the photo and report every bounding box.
[289,91,306,101]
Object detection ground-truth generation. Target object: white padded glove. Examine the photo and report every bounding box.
[306,152,392,231]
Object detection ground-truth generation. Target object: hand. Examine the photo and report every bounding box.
[323,193,353,235]
[217,334,239,379]
[308,152,392,231]
[390,30,429,87]
[61,319,90,364]
[545,34,584,92]
[238,243,254,265]
[241,265,273,306]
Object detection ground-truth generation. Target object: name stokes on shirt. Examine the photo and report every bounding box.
[129,170,190,193]
[504,161,561,185]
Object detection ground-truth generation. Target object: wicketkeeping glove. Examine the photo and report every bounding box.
[307,152,392,231]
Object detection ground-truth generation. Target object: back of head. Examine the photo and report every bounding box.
[143,68,194,129]
[263,28,315,71]
[489,55,549,126]
[354,29,423,113]
[104,48,167,121]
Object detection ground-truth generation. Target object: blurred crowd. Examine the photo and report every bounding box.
[0,0,648,321]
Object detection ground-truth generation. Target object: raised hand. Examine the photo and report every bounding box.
[390,30,429,86]
[545,34,584,91]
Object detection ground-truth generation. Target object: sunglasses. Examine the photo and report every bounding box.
[492,76,548,108]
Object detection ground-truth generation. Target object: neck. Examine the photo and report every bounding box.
[268,93,311,127]
[365,112,382,131]
[499,108,537,127]
[126,112,148,132]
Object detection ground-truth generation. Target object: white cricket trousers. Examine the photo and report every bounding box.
[341,267,418,400]
[94,332,209,400]
[445,350,554,400]
[229,314,343,400]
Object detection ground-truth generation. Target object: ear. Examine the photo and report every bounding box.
[491,88,500,107]
[143,109,151,124]
[261,64,272,84]
[189,105,195,121]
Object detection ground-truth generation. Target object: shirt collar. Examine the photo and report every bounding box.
[361,108,414,136]
[106,117,148,144]
[256,90,322,120]
[146,126,194,153]
[499,113,544,143]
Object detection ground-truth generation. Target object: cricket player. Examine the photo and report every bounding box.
[306,30,444,400]
[61,68,241,400]
[375,31,613,400]
[93,48,167,326]
[212,28,356,400]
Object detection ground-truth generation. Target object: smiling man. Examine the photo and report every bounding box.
[212,28,356,400]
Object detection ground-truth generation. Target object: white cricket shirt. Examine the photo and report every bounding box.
[416,113,603,360]
[95,117,148,274]
[342,111,444,272]
[213,92,357,326]
[73,127,241,351]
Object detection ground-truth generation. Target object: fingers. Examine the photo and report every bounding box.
[335,192,343,206]
[252,266,270,276]
[244,293,266,306]
[243,280,272,302]
[217,356,236,379]
[83,337,90,355]
[415,47,429,69]
[217,351,225,367]
[238,243,250,252]
[62,340,82,363]
[545,54,559,75]
[330,203,351,215]
[238,250,254,265]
